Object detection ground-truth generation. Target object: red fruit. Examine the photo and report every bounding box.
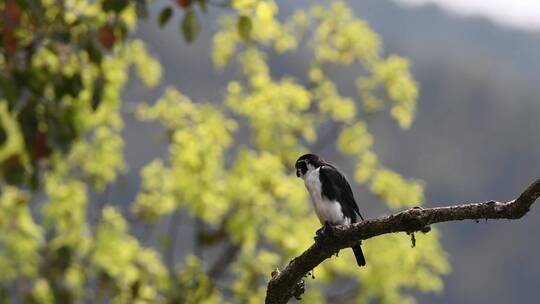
[176,0,191,9]
[32,132,51,159]
[3,0,22,57]
[3,155,21,167]
[98,25,116,50]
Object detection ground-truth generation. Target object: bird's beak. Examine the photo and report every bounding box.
[296,168,301,177]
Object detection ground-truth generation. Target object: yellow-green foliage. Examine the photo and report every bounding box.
[358,56,419,128]
[43,163,89,249]
[173,255,222,303]
[0,187,42,281]
[212,1,445,302]
[92,207,168,303]
[68,40,161,190]
[0,0,448,303]
[0,102,26,164]
[135,88,237,224]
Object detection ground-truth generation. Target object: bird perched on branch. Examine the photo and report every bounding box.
[295,153,366,266]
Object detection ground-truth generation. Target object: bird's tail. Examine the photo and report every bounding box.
[352,243,366,267]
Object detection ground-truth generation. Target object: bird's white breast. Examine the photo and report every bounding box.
[304,167,349,225]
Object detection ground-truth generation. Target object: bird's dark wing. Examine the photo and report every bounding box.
[319,165,364,222]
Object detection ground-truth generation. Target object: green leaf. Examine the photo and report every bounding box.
[181,10,200,44]
[237,15,252,41]
[0,125,5,146]
[102,0,128,13]
[158,6,173,28]
[0,75,19,106]
[91,76,105,111]
[53,30,71,43]
[54,74,83,98]
[197,0,208,13]
[2,156,27,185]
[84,38,103,64]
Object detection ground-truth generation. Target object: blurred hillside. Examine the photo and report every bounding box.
[117,0,540,303]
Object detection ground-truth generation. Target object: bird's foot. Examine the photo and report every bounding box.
[314,221,334,242]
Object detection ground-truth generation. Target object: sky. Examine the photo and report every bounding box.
[394,0,540,31]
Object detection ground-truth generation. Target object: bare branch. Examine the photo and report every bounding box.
[265,179,540,304]
[207,241,240,280]
[165,209,181,273]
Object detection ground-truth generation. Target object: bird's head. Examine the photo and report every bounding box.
[295,153,325,179]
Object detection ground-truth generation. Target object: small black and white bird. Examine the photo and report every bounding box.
[295,153,366,267]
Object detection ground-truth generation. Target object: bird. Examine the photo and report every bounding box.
[295,153,366,267]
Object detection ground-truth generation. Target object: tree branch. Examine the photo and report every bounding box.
[265,179,540,304]
[207,241,240,280]
[165,209,181,273]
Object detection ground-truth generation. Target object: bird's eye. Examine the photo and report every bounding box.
[295,161,307,176]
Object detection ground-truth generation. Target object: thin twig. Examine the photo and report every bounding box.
[208,241,240,280]
[194,218,204,259]
[165,209,182,272]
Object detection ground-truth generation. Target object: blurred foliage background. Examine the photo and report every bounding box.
[1,0,539,303]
